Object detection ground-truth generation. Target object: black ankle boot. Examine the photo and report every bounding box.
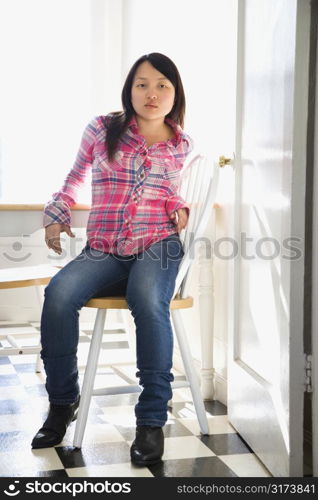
[130,425,164,466]
[31,399,80,449]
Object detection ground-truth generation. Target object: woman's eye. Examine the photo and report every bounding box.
[135,83,168,88]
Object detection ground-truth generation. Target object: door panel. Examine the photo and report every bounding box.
[228,0,311,477]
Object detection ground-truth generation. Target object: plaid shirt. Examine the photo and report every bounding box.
[43,113,194,255]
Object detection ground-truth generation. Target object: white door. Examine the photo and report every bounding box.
[227,0,312,477]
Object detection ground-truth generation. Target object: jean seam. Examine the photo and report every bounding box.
[93,275,128,296]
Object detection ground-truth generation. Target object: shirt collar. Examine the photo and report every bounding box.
[127,113,184,148]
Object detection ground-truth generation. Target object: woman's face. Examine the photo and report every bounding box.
[131,61,175,122]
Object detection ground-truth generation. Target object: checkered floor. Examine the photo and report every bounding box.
[0,320,271,478]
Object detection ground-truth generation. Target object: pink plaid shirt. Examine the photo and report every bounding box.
[44,113,194,255]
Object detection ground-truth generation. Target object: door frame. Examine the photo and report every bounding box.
[311,0,318,477]
[288,0,312,477]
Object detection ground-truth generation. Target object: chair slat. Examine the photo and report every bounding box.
[173,155,219,298]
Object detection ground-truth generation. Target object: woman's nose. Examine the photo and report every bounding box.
[146,90,158,99]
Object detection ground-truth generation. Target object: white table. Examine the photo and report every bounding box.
[0,204,90,237]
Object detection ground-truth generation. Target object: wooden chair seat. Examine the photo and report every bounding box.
[85,295,193,310]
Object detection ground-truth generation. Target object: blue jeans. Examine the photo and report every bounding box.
[40,233,184,427]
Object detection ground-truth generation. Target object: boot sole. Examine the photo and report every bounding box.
[131,456,163,467]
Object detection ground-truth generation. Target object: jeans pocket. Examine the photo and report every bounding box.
[163,233,180,242]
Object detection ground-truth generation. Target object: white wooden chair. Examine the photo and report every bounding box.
[0,265,59,371]
[73,154,219,447]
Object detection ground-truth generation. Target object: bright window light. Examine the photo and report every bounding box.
[0,0,93,203]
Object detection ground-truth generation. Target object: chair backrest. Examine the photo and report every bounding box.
[173,154,219,299]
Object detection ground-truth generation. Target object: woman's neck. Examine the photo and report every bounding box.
[135,115,167,137]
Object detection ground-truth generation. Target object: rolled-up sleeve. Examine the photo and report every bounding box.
[165,195,190,218]
[43,117,98,227]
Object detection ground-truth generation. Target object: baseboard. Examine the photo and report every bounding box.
[213,372,228,407]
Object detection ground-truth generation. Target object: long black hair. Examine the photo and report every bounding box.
[105,52,186,162]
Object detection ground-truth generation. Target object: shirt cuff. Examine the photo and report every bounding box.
[43,199,72,227]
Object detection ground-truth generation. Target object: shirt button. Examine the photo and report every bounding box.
[139,173,145,180]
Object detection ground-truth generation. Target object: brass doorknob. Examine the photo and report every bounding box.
[218,155,232,168]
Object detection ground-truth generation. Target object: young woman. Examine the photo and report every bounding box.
[31,52,194,466]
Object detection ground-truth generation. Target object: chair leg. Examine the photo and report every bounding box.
[35,339,42,373]
[73,308,107,448]
[34,285,45,373]
[171,309,209,435]
[120,310,136,358]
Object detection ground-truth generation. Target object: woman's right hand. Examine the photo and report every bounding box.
[45,223,75,255]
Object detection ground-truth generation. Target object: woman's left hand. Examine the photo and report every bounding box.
[169,208,189,233]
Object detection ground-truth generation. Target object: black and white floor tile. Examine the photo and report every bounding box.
[0,320,271,478]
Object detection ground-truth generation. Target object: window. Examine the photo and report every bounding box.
[0,0,95,203]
